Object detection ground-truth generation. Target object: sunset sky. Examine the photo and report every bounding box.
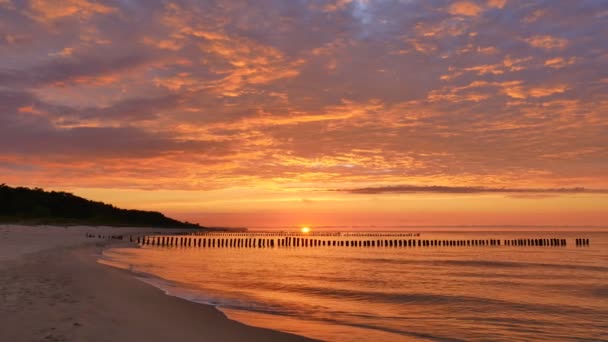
[1,0,607,227]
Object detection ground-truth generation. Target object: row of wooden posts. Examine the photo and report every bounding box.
[575,238,591,246]
[129,236,590,248]
[190,232,421,237]
[85,233,124,240]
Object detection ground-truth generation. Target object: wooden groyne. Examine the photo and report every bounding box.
[187,232,421,237]
[85,233,124,240]
[128,235,591,249]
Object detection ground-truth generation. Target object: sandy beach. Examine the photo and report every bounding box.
[0,225,315,342]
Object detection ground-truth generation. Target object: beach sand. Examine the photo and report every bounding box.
[0,225,315,342]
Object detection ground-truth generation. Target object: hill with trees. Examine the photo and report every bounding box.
[0,184,202,228]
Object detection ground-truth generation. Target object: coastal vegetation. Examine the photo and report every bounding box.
[0,184,201,228]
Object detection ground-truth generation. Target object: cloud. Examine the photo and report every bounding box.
[27,0,117,22]
[341,185,608,195]
[448,2,483,16]
[544,57,576,69]
[0,51,153,88]
[487,0,507,9]
[0,120,232,159]
[322,0,353,13]
[0,0,606,193]
[48,47,75,57]
[0,160,39,172]
[524,35,568,50]
[522,9,546,23]
[502,83,568,99]
[0,0,14,10]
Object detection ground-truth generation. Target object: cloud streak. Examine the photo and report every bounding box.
[341,185,608,195]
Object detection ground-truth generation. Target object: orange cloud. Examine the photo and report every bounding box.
[525,35,568,50]
[523,9,546,23]
[431,78,569,102]
[198,37,303,95]
[404,38,438,54]
[27,0,116,21]
[464,64,504,75]
[544,57,576,69]
[487,0,507,9]
[142,37,182,51]
[18,106,45,116]
[155,4,304,96]
[503,55,532,71]
[322,0,352,12]
[502,82,568,99]
[540,148,604,160]
[478,46,499,54]
[48,47,74,57]
[153,73,199,91]
[528,85,568,98]
[79,26,112,45]
[448,1,483,16]
[428,80,493,102]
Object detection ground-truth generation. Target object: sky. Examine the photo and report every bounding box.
[1,0,607,228]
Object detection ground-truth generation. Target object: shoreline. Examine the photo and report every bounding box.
[0,226,316,342]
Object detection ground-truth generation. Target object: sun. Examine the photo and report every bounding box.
[301,226,311,234]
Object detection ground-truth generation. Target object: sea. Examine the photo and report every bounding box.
[100,229,608,341]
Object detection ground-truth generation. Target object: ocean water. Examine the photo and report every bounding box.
[101,231,608,341]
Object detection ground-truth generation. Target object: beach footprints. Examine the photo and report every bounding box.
[42,329,67,342]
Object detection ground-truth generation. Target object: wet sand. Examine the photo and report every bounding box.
[0,225,315,342]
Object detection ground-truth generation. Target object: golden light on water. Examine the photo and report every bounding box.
[301,227,311,234]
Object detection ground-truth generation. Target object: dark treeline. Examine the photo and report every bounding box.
[0,184,202,228]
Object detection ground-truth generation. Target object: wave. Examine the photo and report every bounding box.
[301,254,608,272]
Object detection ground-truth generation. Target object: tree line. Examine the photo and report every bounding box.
[0,184,201,228]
